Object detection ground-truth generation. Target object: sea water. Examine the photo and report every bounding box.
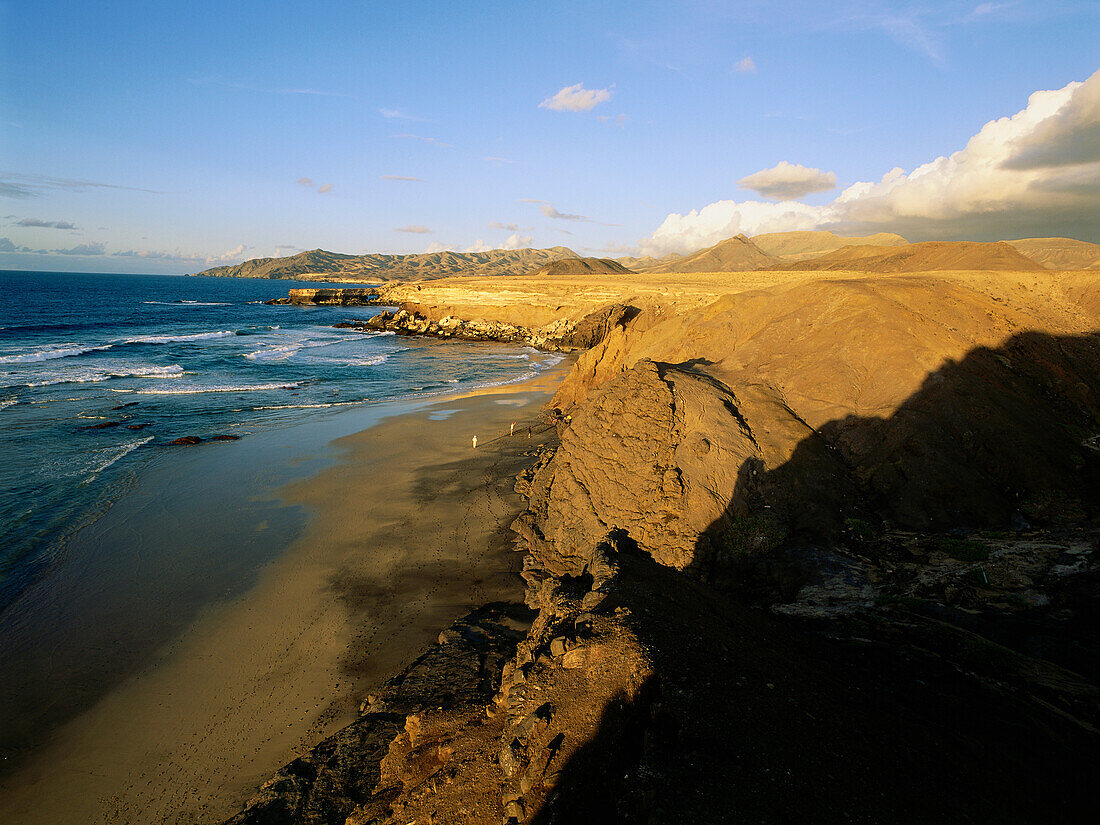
[0,269,561,765]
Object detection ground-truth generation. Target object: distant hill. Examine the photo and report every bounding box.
[531,257,634,277]
[776,241,1045,273]
[196,246,579,281]
[1005,237,1100,270]
[641,234,777,273]
[751,230,908,261]
[615,252,683,270]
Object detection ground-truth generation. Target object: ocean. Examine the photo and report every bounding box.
[0,269,560,766]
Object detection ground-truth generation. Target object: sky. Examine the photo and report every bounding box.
[1,0,1098,274]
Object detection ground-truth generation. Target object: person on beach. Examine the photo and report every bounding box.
[510,422,515,436]
[472,435,477,448]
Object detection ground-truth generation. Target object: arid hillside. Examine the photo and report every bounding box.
[751,230,908,261]
[777,240,1045,272]
[1007,237,1100,269]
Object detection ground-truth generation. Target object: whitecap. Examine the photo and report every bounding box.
[0,344,113,364]
[1,396,18,410]
[132,382,299,395]
[81,436,154,483]
[122,330,234,345]
[23,364,185,387]
[142,300,231,306]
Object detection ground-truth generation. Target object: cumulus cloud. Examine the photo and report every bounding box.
[0,237,21,252]
[112,248,206,262]
[317,183,333,193]
[380,175,425,182]
[54,242,105,256]
[489,221,519,231]
[733,57,757,74]
[640,69,1100,255]
[395,225,433,234]
[464,239,492,253]
[539,83,612,113]
[15,218,78,229]
[738,161,838,200]
[206,244,253,264]
[502,233,534,249]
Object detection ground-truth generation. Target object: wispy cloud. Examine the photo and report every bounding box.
[394,133,453,148]
[539,83,613,112]
[15,218,78,229]
[0,172,161,197]
[188,77,352,98]
[317,183,333,194]
[485,156,518,165]
[597,113,630,127]
[732,56,757,74]
[297,177,314,186]
[379,107,425,121]
[539,203,622,226]
[395,225,433,234]
[380,174,425,182]
[519,198,550,204]
[489,221,519,231]
[297,177,333,193]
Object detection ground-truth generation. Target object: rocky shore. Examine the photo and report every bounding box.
[265,288,382,306]
[229,272,1100,823]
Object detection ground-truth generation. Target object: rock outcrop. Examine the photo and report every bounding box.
[265,288,381,306]
[345,303,639,354]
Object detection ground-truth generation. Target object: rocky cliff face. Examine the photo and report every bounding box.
[225,273,1100,824]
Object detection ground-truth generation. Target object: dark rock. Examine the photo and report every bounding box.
[125,423,151,430]
[168,435,204,445]
[111,401,139,411]
[210,434,241,441]
[80,421,120,430]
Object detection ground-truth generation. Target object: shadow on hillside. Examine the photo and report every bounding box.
[531,330,1100,824]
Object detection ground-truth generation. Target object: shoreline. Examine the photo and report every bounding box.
[0,357,573,825]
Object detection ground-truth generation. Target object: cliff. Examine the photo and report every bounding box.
[227,265,1100,823]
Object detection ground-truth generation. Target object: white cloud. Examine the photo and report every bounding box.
[539,83,612,113]
[465,239,492,253]
[738,161,838,200]
[733,57,757,74]
[380,175,425,182]
[206,244,253,264]
[640,69,1100,255]
[485,156,518,165]
[502,233,533,249]
[489,221,519,231]
[395,225,433,234]
[597,113,630,126]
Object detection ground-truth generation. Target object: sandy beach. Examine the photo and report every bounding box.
[0,359,571,825]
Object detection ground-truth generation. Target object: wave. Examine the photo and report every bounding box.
[123,330,234,345]
[0,344,113,364]
[242,336,343,361]
[1,396,16,410]
[23,364,185,387]
[81,436,154,483]
[129,382,299,395]
[252,400,365,411]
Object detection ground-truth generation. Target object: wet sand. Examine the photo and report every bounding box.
[0,360,570,825]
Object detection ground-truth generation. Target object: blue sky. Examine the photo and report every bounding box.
[2,0,1098,273]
